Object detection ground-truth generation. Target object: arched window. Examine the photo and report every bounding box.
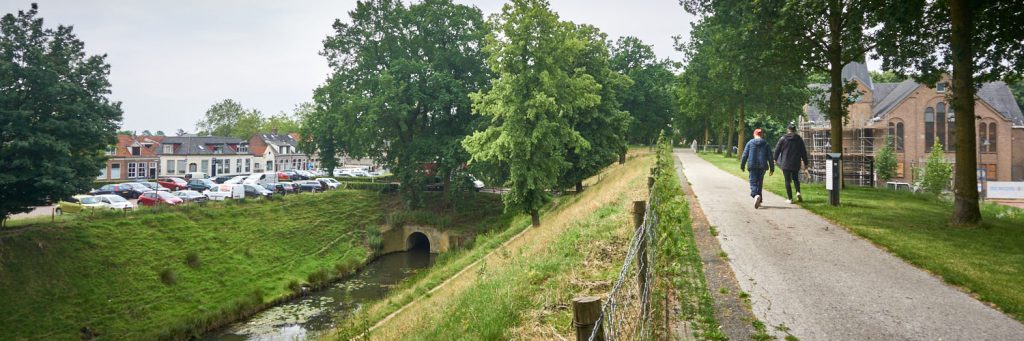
[896,122,904,152]
[979,122,989,153]
[935,103,946,149]
[924,107,935,151]
[988,123,997,153]
[947,104,956,151]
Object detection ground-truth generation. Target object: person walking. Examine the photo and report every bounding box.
[774,124,809,204]
[740,128,774,208]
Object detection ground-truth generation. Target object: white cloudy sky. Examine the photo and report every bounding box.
[3,1,879,133]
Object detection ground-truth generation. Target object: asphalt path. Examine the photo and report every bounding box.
[676,149,1024,340]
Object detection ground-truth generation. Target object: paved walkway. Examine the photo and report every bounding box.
[675,149,1024,340]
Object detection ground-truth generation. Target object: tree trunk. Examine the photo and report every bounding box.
[827,1,844,155]
[949,0,981,225]
[736,104,746,160]
[619,152,626,164]
[725,112,736,158]
[716,123,726,154]
[531,209,541,227]
[703,117,710,147]
[575,181,584,193]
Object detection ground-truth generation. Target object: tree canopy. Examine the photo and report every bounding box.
[611,36,679,145]
[307,0,491,207]
[0,4,123,221]
[196,99,302,139]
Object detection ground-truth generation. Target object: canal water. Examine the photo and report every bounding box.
[205,248,435,340]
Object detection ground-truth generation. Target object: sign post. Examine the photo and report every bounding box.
[826,153,842,206]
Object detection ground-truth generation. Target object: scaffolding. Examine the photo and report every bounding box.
[800,126,879,187]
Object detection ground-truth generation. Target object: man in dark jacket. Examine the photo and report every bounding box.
[774,124,809,203]
[740,128,774,208]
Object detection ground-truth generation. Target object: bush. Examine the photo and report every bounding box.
[342,182,399,193]
[159,269,176,286]
[920,141,952,195]
[876,136,898,184]
[184,252,200,269]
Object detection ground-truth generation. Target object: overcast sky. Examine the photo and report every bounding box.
[3,1,879,134]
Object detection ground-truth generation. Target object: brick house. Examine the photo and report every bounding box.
[801,62,1024,184]
[157,136,253,177]
[98,135,163,181]
[248,131,319,172]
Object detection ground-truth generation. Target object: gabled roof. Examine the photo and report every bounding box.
[251,133,301,155]
[842,61,873,90]
[871,80,921,118]
[113,135,163,157]
[977,81,1024,125]
[158,136,249,155]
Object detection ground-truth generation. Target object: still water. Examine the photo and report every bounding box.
[205,248,435,340]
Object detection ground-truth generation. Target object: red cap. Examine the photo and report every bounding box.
[754,128,763,137]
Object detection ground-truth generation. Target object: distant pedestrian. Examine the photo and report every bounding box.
[740,128,774,209]
[774,124,809,204]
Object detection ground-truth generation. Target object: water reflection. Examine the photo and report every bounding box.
[206,249,435,340]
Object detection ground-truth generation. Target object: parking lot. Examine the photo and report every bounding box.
[8,199,141,221]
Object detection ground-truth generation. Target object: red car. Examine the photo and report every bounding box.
[277,171,290,181]
[157,177,188,191]
[138,191,184,206]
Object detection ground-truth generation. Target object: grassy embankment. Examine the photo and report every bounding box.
[699,152,1024,322]
[0,189,507,339]
[326,147,721,340]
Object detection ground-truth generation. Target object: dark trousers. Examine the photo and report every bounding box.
[748,168,766,198]
[783,169,801,199]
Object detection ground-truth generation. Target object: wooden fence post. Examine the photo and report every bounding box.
[633,200,648,298]
[573,296,604,341]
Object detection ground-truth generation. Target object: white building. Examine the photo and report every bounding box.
[157,136,254,177]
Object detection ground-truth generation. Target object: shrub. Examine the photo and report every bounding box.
[876,135,897,184]
[184,252,200,269]
[342,182,399,193]
[921,141,952,195]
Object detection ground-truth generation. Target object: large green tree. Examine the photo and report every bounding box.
[557,24,632,193]
[463,0,600,227]
[195,99,263,139]
[310,0,490,207]
[875,0,1024,224]
[0,4,122,222]
[611,36,679,145]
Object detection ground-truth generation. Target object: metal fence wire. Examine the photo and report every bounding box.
[589,187,659,341]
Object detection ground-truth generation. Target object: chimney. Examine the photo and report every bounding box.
[271,128,278,135]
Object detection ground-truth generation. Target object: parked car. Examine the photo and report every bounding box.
[223,175,249,185]
[138,191,184,206]
[296,170,317,179]
[171,190,207,203]
[424,173,485,192]
[94,194,135,210]
[56,195,107,215]
[204,184,245,200]
[277,171,290,181]
[212,174,237,184]
[277,182,300,194]
[91,183,146,199]
[296,180,324,193]
[135,182,170,193]
[283,170,307,180]
[243,172,279,186]
[184,171,209,180]
[188,178,217,192]
[243,184,274,199]
[262,183,294,195]
[316,178,342,190]
[157,177,189,191]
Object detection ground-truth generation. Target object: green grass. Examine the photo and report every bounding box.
[698,152,1024,322]
[0,190,506,339]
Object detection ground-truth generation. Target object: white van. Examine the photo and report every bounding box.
[243,172,278,186]
[204,184,245,200]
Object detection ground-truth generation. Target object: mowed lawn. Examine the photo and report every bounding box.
[697,152,1024,322]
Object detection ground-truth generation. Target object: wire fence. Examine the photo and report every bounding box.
[589,186,659,341]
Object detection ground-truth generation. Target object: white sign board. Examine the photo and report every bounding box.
[825,161,833,190]
[987,182,1024,199]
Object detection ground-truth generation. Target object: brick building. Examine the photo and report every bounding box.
[801,62,1024,184]
[98,135,163,181]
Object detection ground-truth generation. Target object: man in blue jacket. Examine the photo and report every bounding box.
[740,128,775,208]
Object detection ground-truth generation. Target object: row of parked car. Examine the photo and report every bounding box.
[56,172,348,215]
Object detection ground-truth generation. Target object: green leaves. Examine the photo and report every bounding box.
[1,4,122,219]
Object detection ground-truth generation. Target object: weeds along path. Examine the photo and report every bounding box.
[361,153,653,340]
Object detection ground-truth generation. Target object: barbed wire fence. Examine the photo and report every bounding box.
[579,179,661,341]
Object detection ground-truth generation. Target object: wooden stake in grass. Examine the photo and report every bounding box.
[572,296,604,341]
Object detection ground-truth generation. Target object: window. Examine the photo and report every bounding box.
[935,103,946,150]
[163,144,174,154]
[988,123,997,153]
[106,146,116,156]
[177,160,186,174]
[239,144,249,153]
[245,159,251,173]
[981,164,997,181]
[937,82,947,92]
[201,160,209,173]
[236,158,242,173]
[131,146,141,156]
[224,159,231,174]
[189,163,197,172]
[98,166,107,180]
[924,107,935,151]
[111,163,121,179]
[167,160,175,174]
[267,161,274,171]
